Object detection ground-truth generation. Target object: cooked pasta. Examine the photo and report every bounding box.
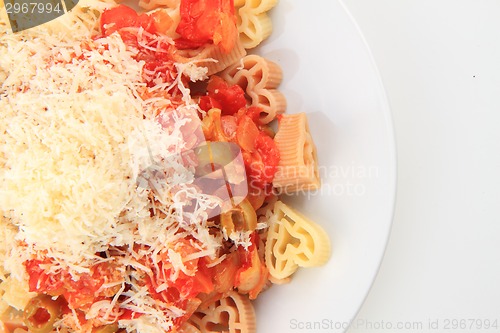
[264,201,331,280]
[235,0,278,49]
[181,291,256,333]
[0,277,34,313]
[176,38,247,76]
[0,1,331,332]
[272,112,321,192]
[220,54,286,124]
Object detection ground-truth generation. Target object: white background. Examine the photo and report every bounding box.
[342,1,500,332]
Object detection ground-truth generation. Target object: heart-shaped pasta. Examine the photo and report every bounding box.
[272,113,321,192]
[265,201,331,280]
[180,291,256,333]
[220,54,286,124]
[235,0,278,49]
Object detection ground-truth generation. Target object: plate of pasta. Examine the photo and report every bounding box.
[0,0,395,332]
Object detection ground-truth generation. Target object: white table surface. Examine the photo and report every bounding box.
[341,1,500,332]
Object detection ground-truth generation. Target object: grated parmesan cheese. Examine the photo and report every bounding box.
[0,1,231,330]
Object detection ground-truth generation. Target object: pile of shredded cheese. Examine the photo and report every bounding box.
[0,2,236,330]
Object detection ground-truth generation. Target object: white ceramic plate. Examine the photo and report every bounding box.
[253,1,396,332]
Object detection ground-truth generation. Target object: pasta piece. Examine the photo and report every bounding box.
[180,291,256,333]
[24,295,61,333]
[235,0,278,49]
[180,322,201,333]
[37,0,105,36]
[220,54,286,124]
[265,201,331,280]
[0,277,36,311]
[272,113,321,192]
[220,198,257,236]
[0,306,25,333]
[175,39,247,76]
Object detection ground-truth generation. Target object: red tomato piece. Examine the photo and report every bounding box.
[141,240,216,308]
[206,76,247,115]
[218,85,247,115]
[137,13,157,34]
[199,95,222,112]
[176,0,214,47]
[25,259,121,310]
[67,263,118,309]
[206,75,225,92]
[119,309,142,321]
[175,0,237,52]
[100,5,138,36]
[25,259,65,296]
[255,132,280,181]
[63,274,100,310]
[100,5,159,45]
[191,259,215,295]
[244,132,280,188]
